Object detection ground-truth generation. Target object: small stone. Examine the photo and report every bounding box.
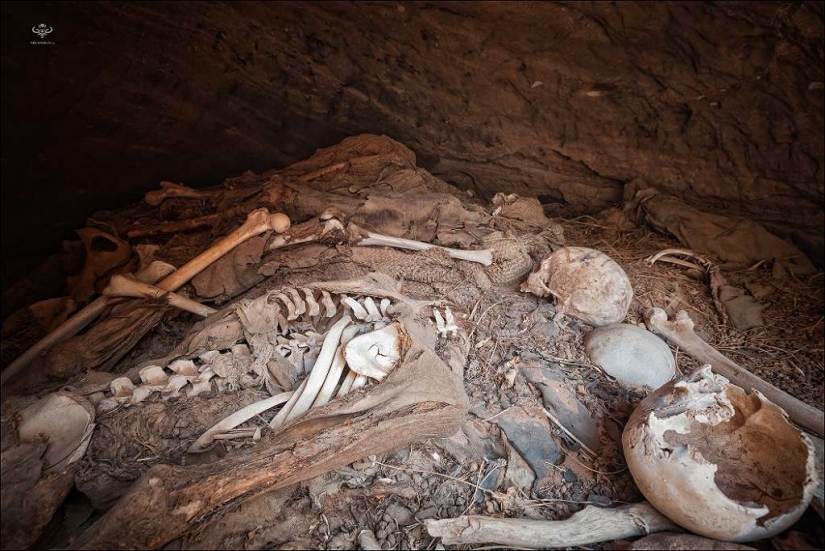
[563,468,578,483]
[416,506,438,520]
[587,493,612,507]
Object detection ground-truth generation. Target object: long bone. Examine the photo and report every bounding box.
[1,209,291,387]
[103,275,217,317]
[349,223,494,266]
[645,307,824,437]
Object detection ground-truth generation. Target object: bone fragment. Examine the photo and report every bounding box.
[336,370,357,397]
[285,316,353,422]
[351,374,368,391]
[320,290,337,318]
[168,359,199,378]
[379,298,391,317]
[274,292,298,321]
[362,297,382,322]
[344,323,403,381]
[424,503,676,548]
[444,307,459,337]
[186,380,213,398]
[645,307,824,438]
[433,308,446,334]
[188,391,295,453]
[144,181,213,206]
[285,288,306,316]
[161,374,189,400]
[103,274,216,317]
[110,377,135,398]
[302,288,320,316]
[139,365,169,386]
[341,296,368,320]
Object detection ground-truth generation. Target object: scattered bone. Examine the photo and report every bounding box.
[379,298,391,317]
[17,391,96,471]
[623,365,817,541]
[103,274,217,317]
[425,503,676,548]
[285,288,307,316]
[188,390,295,453]
[645,308,824,438]
[350,374,368,391]
[344,323,404,381]
[144,181,213,206]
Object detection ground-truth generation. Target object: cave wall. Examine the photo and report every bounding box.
[2,1,823,286]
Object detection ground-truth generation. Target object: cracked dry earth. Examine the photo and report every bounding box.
[2,137,823,550]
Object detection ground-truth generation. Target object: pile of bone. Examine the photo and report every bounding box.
[91,286,457,452]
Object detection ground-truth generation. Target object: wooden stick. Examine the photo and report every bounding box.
[645,307,824,438]
[425,503,677,548]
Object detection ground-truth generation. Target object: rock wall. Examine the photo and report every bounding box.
[2,1,823,285]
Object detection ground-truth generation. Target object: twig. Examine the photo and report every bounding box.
[542,408,598,458]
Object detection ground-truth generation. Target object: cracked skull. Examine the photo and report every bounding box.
[520,247,632,326]
[622,365,817,542]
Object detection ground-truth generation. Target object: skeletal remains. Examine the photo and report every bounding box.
[3,134,823,549]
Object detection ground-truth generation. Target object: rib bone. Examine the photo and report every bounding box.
[341,296,368,320]
[645,307,824,437]
[312,325,363,408]
[362,297,382,322]
[285,316,353,422]
[188,390,295,453]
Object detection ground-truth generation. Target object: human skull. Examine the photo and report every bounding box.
[585,323,675,389]
[623,365,817,542]
[521,247,632,326]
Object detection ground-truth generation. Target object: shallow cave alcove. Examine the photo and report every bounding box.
[1,2,823,550]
